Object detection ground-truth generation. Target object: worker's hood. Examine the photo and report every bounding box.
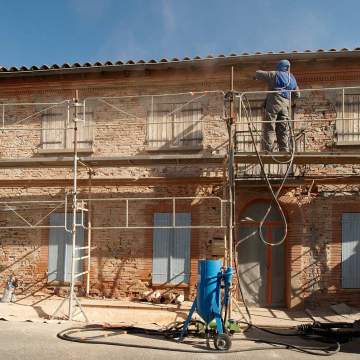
[275,59,297,99]
[276,59,290,72]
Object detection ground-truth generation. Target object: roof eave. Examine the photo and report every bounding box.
[0,50,359,78]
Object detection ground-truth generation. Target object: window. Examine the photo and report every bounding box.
[336,94,360,145]
[341,213,360,289]
[152,213,191,285]
[41,104,94,151]
[147,102,202,149]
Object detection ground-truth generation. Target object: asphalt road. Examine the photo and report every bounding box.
[0,321,359,360]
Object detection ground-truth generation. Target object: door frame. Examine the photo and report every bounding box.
[237,199,289,307]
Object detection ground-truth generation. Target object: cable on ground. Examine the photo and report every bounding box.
[57,323,340,355]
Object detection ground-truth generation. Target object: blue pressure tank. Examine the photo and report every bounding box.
[196,259,222,324]
[180,259,233,350]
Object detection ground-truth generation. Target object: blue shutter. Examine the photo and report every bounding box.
[48,213,84,282]
[64,213,84,281]
[152,213,172,284]
[342,213,360,288]
[152,212,191,285]
[171,213,191,284]
[48,213,66,281]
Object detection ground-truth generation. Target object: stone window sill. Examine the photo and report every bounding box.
[36,148,94,155]
[145,145,203,153]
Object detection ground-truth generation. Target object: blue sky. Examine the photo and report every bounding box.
[1,0,359,67]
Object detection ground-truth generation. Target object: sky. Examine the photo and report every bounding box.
[0,0,359,67]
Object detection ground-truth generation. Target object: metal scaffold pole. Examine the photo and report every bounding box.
[68,91,79,320]
[51,91,88,322]
[86,167,95,297]
[228,66,234,269]
[226,67,236,319]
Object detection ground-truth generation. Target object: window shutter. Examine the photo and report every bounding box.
[171,213,191,284]
[147,102,202,148]
[173,102,202,147]
[42,104,93,150]
[48,213,84,282]
[76,109,94,149]
[147,105,172,148]
[152,213,172,284]
[152,212,191,284]
[48,213,66,281]
[342,213,360,288]
[337,94,360,144]
[41,106,66,149]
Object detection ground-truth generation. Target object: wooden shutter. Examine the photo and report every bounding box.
[171,213,191,284]
[66,109,94,149]
[42,105,93,150]
[152,213,172,284]
[147,102,202,148]
[173,102,202,147]
[342,213,360,288]
[48,213,84,282]
[41,106,67,149]
[152,212,191,284]
[147,104,172,148]
[337,95,360,144]
[77,110,94,149]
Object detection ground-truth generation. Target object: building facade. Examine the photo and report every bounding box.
[0,49,360,308]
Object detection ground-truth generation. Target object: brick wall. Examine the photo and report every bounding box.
[235,187,360,308]
[0,184,225,300]
[0,55,360,306]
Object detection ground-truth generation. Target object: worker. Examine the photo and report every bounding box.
[255,59,300,152]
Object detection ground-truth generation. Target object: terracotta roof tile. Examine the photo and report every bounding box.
[2,47,360,74]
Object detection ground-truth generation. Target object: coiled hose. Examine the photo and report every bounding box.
[236,94,296,247]
[57,320,340,355]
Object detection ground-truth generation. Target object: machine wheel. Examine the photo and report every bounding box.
[214,333,232,351]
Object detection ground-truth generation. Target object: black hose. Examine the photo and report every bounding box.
[57,324,341,356]
[245,336,341,356]
[238,320,298,336]
[57,325,270,354]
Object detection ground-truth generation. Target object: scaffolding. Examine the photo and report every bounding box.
[2,81,360,320]
[0,89,229,321]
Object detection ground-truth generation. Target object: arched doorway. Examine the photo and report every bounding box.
[237,200,286,307]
